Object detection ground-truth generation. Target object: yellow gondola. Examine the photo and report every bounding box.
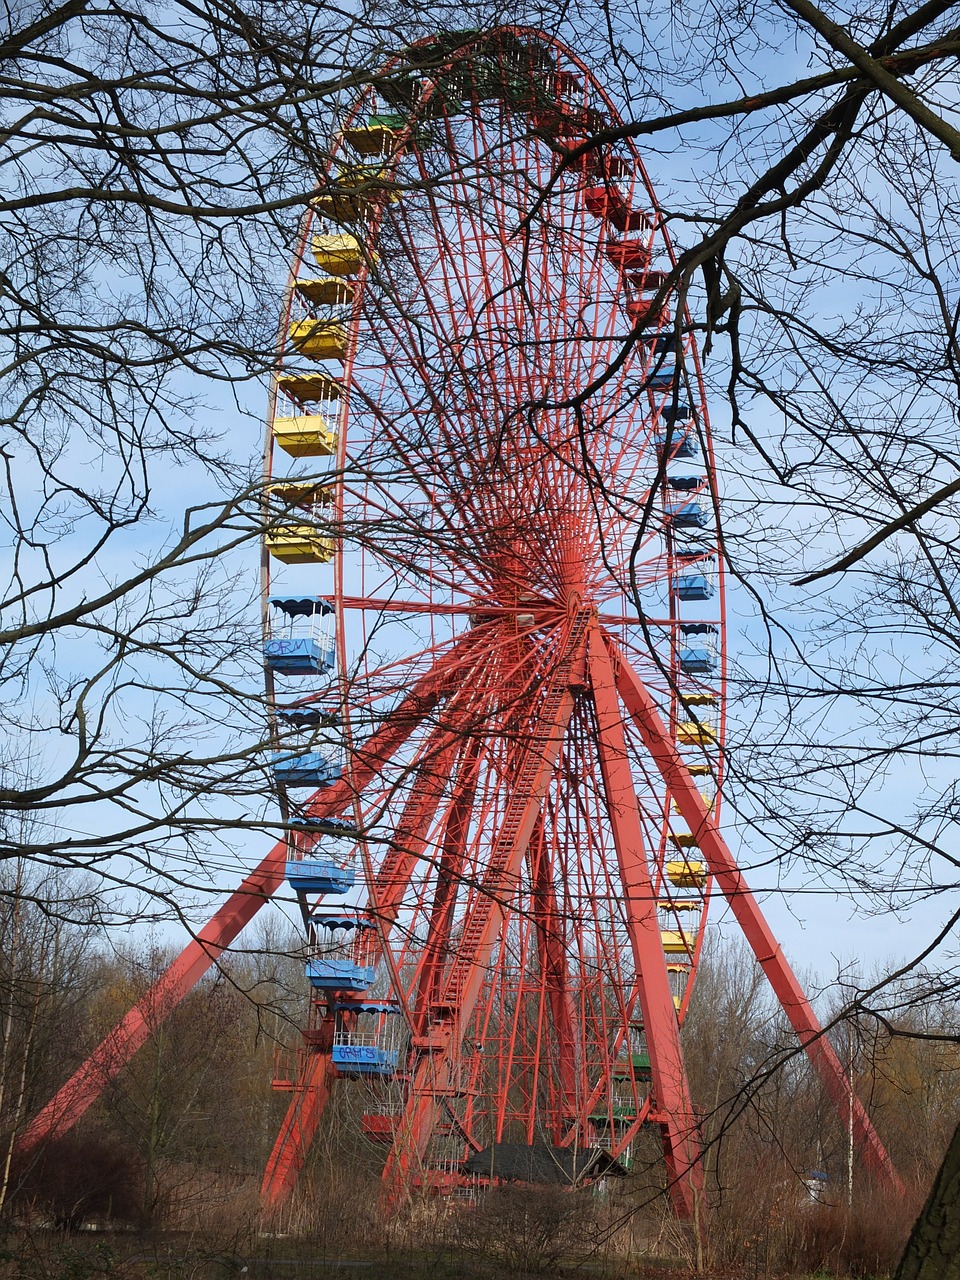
[676,721,718,746]
[669,831,698,850]
[265,529,336,564]
[295,278,356,307]
[339,124,402,156]
[265,484,336,564]
[312,233,368,276]
[272,372,341,458]
[665,860,707,890]
[672,791,713,813]
[272,415,337,458]
[276,372,343,403]
[288,319,347,361]
[312,188,378,223]
[661,930,696,954]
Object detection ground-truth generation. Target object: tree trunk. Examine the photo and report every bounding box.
[895,1120,960,1280]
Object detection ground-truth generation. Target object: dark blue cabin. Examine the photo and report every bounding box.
[264,595,335,675]
[672,555,716,601]
[664,476,708,529]
[654,429,698,459]
[271,751,342,788]
[648,368,677,392]
[292,814,360,838]
[664,499,707,528]
[679,623,718,675]
[305,916,377,991]
[275,705,342,729]
[660,402,693,424]
[644,333,674,357]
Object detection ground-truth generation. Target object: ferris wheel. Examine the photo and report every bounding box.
[256,27,882,1212]
[19,27,900,1218]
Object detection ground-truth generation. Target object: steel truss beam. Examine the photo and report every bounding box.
[527,813,578,1143]
[413,736,484,1031]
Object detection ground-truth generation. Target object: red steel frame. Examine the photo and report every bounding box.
[18,27,902,1216]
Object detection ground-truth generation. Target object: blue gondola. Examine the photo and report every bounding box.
[332,1001,402,1078]
[673,573,714,600]
[305,957,376,990]
[264,595,335,675]
[660,402,693,424]
[286,817,357,892]
[664,500,707,528]
[665,476,708,529]
[672,556,716,600]
[264,637,335,675]
[648,369,677,392]
[332,1044,399,1076]
[679,623,718,675]
[286,857,355,894]
[654,430,698,459]
[306,916,377,991]
[271,751,342,788]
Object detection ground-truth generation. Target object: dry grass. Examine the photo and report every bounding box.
[0,1162,922,1280]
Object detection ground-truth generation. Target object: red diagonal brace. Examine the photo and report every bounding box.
[611,634,902,1190]
[18,648,460,1153]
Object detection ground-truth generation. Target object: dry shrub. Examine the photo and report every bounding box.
[697,1153,796,1274]
[7,1133,144,1231]
[795,1187,922,1279]
[448,1184,601,1274]
[273,1168,390,1256]
[157,1166,261,1238]
[699,1174,921,1278]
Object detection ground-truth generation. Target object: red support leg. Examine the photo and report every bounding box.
[610,635,903,1191]
[588,627,702,1218]
[19,839,289,1152]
